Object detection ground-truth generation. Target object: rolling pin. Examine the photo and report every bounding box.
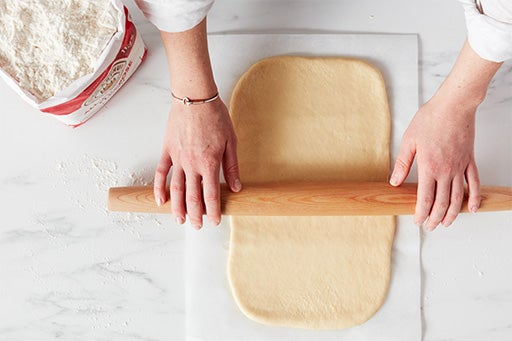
[107,182,512,216]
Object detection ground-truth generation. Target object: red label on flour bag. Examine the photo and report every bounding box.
[0,1,146,127]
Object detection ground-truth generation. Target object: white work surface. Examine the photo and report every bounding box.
[0,1,511,341]
[186,33,420,341]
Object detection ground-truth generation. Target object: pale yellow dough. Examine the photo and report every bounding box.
[228,56,395,329]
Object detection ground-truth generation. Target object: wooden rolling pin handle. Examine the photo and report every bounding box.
[107,182,512,216]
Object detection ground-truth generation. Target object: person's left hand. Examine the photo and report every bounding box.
[389,91,481,231]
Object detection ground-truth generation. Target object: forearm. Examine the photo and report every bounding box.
[160,18,217,98]
[436,39,502,108]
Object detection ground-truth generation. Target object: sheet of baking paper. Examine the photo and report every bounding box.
[185,34,420,341]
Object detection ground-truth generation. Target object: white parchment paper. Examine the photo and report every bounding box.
[185,34,420,341]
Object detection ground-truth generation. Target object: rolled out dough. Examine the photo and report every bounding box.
[228,56,395,329]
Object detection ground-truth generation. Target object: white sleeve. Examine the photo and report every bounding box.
[135,0,214,33]
[460,0,512,62]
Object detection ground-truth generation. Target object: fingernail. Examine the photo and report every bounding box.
[233,178,242,192]
[212,218,221,226]
[389,173,399,186]
[414,218,424,228]
[193,224,202,230]
[175,216,185,225]
[156,196,163,206]
[426,226,435,232]
[471,206,478,213]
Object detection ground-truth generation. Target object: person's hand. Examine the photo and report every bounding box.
[154,19,242,228]
[389,40,502,231]
[389,94,480,231]
[154,98,241,229]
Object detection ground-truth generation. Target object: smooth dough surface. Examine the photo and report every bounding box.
[228,56,395,329]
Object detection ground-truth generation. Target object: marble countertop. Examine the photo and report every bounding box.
[0,1,510,340]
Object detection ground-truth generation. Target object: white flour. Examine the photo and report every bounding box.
[0,0,118,102]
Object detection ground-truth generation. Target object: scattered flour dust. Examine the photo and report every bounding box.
[0,0,118,101]
[53,155,164,229]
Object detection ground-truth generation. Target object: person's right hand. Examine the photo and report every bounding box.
[155,18,242,229]
[153,97,241,229]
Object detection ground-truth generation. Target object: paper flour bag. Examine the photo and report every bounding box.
[0,0,146,126]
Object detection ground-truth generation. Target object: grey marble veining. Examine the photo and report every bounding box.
[0,153,185,340]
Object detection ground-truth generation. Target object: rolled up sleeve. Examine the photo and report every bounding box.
[135,0,214,32]
[460,0,512,62]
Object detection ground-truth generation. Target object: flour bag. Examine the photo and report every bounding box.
[0,0,146,126]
